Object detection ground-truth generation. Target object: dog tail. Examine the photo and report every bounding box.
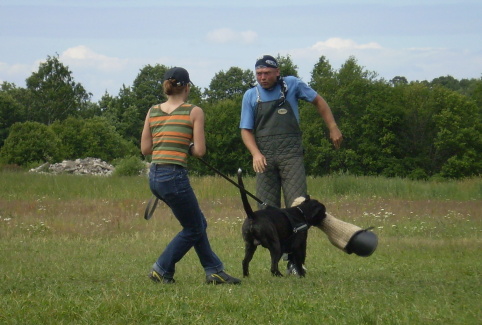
[237,168,255,219]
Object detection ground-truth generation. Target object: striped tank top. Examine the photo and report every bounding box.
[149,103,195,167]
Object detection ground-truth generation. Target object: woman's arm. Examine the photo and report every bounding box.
[189,106,206,157]
[140,109,153,155]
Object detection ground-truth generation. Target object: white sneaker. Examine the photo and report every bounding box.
[286,262,307,275]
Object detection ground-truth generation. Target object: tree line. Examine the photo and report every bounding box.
[1,54,481,179]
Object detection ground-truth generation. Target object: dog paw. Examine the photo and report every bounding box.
[272,270,283,277]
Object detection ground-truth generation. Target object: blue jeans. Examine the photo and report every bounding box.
[149,164,224,279]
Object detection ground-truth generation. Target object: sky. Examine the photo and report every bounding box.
[1,0,481,101]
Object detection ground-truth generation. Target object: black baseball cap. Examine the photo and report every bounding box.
[163,67,193,86]
[255,55,278,69]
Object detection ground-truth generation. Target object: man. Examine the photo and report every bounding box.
[239,55,343,274]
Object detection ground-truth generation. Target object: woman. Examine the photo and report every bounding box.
[141,67,241,285]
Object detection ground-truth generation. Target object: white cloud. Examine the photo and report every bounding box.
[0,62,30,76]
[283,37,482,83]
[0,61,37,86]
[312,38,382,51]
[286,37,385,66]
[60,45,129,72]
[239,30,258,43]
[206,28,258,44]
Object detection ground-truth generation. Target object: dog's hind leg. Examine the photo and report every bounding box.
[267,242,284,277]
[242,243,257,277]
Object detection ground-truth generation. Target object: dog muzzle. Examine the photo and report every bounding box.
[317,214,378,257]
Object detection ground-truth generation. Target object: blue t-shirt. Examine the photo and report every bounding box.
[239,76,317,130]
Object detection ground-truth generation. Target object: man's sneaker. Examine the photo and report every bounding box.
[206,271,241,285]
[148,269,175,284]
[286,262,307,276]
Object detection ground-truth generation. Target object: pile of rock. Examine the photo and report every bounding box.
[29,158,115,176]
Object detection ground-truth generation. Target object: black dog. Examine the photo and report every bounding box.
[237,170,326,277]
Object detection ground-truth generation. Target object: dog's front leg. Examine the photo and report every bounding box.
[291,234,308,277]
[291,252,306,277]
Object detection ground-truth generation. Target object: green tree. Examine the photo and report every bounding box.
[430,75,460,92]
[276,54,299,77]
[26,55,91,124]
[1,81,30,123]
[0,121,61,165]
[358,97,405,177]
[390,76,408,86]
[131,64,168,117]
[304,56,383,176]
[100,64,203,148]
[432,87,482,178]
[190,98,251,176]
[394,82,439,176]
[204,67,254,103]
[50,116,138,162]
[0,90,25,147]
[100,85,137,143]
[469,77,482,108]
[78,101,103,119]
[309,55,337,101]
[49,117,85,159]
[303,56,345,176]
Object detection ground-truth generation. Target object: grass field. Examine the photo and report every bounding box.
[0,172,480,324]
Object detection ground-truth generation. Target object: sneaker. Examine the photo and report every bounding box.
[148,269,175,284]
[286,262,298,275]
[286,262,307,276]
[206,271,241,285]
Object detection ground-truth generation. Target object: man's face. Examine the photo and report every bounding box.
[256,67,280,89]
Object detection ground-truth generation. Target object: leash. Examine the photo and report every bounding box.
[144,196,159,220]
[144,157,268,220]
[197,157,267,207]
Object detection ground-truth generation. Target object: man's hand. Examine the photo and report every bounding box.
[329,126,343,149]
[252,152,267,173]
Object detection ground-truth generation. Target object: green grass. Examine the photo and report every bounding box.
[0,172,481,324]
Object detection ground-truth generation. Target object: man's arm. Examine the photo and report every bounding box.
[312,94,343,149]
[241,128,267,173]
